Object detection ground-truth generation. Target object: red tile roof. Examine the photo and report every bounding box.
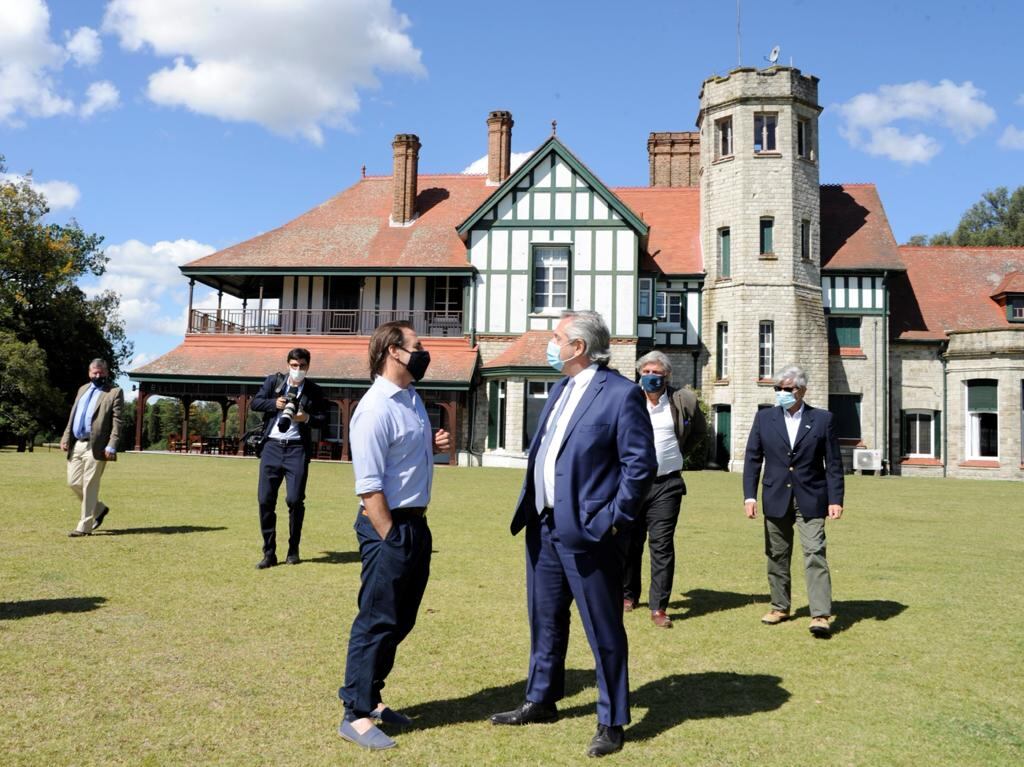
[892,247,1024,341]
[131,335,479,386]
[184,175,492,272]
[615,187,702,275]
[992,270,1024,298]
[820,184,904,272]
[481,331,552,370]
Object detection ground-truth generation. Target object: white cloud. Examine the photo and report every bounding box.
[95,239,216,336]
[80,80,120,117]
[461,151,533,175]
[836,80,996,164]
[0,0,74,123]
[65,26,101,67]
[103,0,425,145]
[998,125,1024,150]
[0,171,80,209]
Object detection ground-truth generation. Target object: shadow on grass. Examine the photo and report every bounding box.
[404,669,595,729]
[0,596,107,620]
[307,551,361,565]
[97,525,227,536]
[404,669,789,738]
[793,599,907,636]
[667,588,765,621]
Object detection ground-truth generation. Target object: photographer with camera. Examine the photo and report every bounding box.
[250,348,328,569]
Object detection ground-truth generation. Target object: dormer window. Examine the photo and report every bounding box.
[1010,296,1024,322]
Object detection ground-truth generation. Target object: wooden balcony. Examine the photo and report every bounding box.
[187,308,464,337]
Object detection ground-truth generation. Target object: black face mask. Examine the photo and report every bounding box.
[400,348,431,382]
[91,376,107,387]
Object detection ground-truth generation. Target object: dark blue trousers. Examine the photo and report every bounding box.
[340,509,431,719]
[257,440,310,556]
[525,515,630,727]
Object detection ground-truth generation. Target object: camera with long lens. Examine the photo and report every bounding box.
[277,392,299,431]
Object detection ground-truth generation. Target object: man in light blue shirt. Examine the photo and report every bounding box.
[337,320,449,751]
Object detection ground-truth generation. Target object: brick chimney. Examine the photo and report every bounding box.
[648,131,701,187]
[486,110,514,185]
[391,133,421,225]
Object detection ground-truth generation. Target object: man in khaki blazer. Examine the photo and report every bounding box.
[60,358,124,536]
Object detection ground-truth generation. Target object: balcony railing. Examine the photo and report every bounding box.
[188,308,464,337]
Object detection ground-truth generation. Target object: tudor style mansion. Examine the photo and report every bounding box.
[131,65,1024,480]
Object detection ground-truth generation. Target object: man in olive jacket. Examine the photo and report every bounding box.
[60,358,123,536]
[623,350,707,628]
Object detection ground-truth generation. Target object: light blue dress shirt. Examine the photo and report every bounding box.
[73,385,103,440]
[350,376,433,510]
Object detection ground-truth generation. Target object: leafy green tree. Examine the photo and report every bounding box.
[0,331,65,447]
[0,156,132,434]
[918,186,1024,246]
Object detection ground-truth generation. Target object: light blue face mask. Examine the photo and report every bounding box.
[546,339,566,372]
[775,390,797,409]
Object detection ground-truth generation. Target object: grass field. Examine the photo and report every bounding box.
[1,449,1022,766]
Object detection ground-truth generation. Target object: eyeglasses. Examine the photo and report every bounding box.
[773,386,798,393]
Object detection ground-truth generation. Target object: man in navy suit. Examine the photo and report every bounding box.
[743,364,844,638]
[490,310,657,758]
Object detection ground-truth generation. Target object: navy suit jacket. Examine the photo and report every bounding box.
[742,404,845,519]
[511,366,657,552]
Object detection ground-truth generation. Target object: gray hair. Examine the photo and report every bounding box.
[562,310,611,366]
[635,350,672,377]
[774,364,807,389]
[89,358,110,371]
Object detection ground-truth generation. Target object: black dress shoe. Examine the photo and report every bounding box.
[256,554,278,569]
[587,724,624,757]
[93,506,109,531]
[68,530,91,538]
[285,553,300,565]
[489,700,559,725]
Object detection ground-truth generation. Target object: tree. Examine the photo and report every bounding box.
[0,155,132,435]
[912,186,1024,246]
[0,331,65,448]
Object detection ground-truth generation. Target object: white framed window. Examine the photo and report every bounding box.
[716,322,729,379]
[797,118,811,159]
[718,227,731,277]
[638,278,654,317]
[754,113,778,153]
[524,381,556,445]
[656,291,683,324]
[758,321,774,380]
[531,245,570,313]
[715,116,733,158]
[966,380,998,459]
[904,410,934,458]
[759,217,774,255]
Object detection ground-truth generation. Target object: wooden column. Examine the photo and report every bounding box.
[181,397,192,451]
[235,393,250,455]
[187,279,195,332]
[340,397,355,461]
[134,390,150,451]
[440,397,458,466]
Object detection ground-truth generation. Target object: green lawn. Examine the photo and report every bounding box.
[1,449,1022,766]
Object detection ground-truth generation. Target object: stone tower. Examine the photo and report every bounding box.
[697,66,827,471]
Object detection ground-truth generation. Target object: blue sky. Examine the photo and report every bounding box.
[2,0,1022,395]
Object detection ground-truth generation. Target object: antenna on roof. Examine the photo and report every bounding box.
[551,120,557,136]
[766,45,780,65]
[736,0,742,66]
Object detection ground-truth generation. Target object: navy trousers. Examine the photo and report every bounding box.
[525,514,630,727]
[257,440,310,556]
[340,509,431,719]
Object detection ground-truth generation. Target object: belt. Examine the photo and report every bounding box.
[361,506,427,518]
[655,471,682,482]
[267,438,304,447]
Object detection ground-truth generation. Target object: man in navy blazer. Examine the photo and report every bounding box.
[490,310,656,758]
[743,364,844,638]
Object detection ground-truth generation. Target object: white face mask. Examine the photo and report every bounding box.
[289,368,307,383]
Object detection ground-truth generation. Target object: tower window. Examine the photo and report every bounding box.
[797,118,811,159]
[715,117,733,158]
[801,220,811,260]
[716,322,729,379]
[758,321,774,380]
[754,113,777,153]
[718,227,731,277]
[759,218,774,255]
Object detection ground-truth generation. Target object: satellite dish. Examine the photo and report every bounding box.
[767,45,780,64]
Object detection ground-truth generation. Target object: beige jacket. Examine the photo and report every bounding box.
[62,383,124,461]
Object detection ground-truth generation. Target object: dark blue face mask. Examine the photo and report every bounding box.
[639,374,665,393]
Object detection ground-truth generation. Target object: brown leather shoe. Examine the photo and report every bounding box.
[651,610,672,628]
[623,598,637,613]
[809,616,832,637]
[761,609,790,625]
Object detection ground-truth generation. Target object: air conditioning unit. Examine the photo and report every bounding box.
[853,448,882,471]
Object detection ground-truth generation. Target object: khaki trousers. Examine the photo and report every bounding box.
[763,497,832,618]
[68,441,108,533]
